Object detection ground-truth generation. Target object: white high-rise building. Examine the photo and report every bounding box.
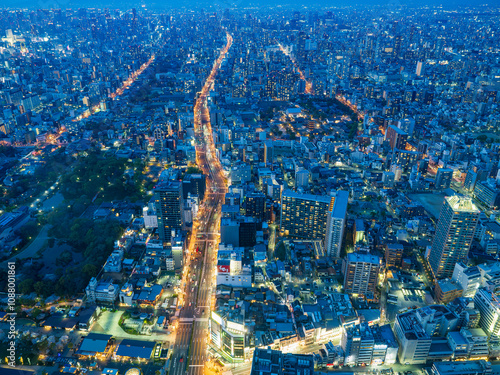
[452,262,482,298]
[474,288,500,338]
[325,190,349,258]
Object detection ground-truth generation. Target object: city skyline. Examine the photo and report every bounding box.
[0,3,500,375]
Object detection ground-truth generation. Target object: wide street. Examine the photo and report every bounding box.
[168,31,233,375]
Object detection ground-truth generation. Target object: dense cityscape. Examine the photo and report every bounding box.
[0,3,500,375]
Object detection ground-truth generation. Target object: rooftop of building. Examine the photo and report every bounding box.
[281,189,332,204]
[436,279,462,294]
[445,195,479,213]
[346,252,380,265]
[432,360,491,374]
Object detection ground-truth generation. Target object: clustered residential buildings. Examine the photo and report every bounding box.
[3,4,500,375]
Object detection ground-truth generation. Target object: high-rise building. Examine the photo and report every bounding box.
[386,125,408,150]
[473,180,500,210]
[464,168,489,192]
[182,173,206,201]
[435,168,453,190]
[245,192,266,221]
[474,288,500,337]
[451,262,482,298]
[280,190,333,240]
[343,252,381,295]
[428,196,480,280]
[154,180,183,244]
[415,61,423,76]
[474,288,500,338]
[324,190,349,257]
[385,243,403,268]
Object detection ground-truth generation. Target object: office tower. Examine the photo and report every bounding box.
[473,180,500,210]
[394,310,432,365]
[239,217,257,247]
[182,173,206,201]
[474,288,500,338]
[154,180,183,244]
[245,192,266,221]
[280,190,333,240]
[343,252,381,294]
[211,311,246,362]
[435,168,453,190]
[324,190,349,257]
[398,118,415,137]
[265,74,277,98]
[296,31,307,60]
[429,196,480,280]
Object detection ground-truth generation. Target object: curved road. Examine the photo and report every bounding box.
[169,31,232,375]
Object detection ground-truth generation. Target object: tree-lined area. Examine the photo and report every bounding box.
[0,150,148,298]
[59,150,146,203]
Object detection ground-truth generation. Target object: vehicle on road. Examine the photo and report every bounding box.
[179,356,184,363]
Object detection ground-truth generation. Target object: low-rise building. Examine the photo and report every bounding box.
[86,278,119,304]
[430,360,493,375]
[435,279,463,304]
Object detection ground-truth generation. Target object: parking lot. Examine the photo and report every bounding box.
[385,271,429,321]
[92,310,175,341]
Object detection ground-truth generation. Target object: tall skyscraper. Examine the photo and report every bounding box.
[324,190,349,258]
[154,180,183,244]
[428,196,480,280]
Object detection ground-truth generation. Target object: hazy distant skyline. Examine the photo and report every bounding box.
[0,0,495,11]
